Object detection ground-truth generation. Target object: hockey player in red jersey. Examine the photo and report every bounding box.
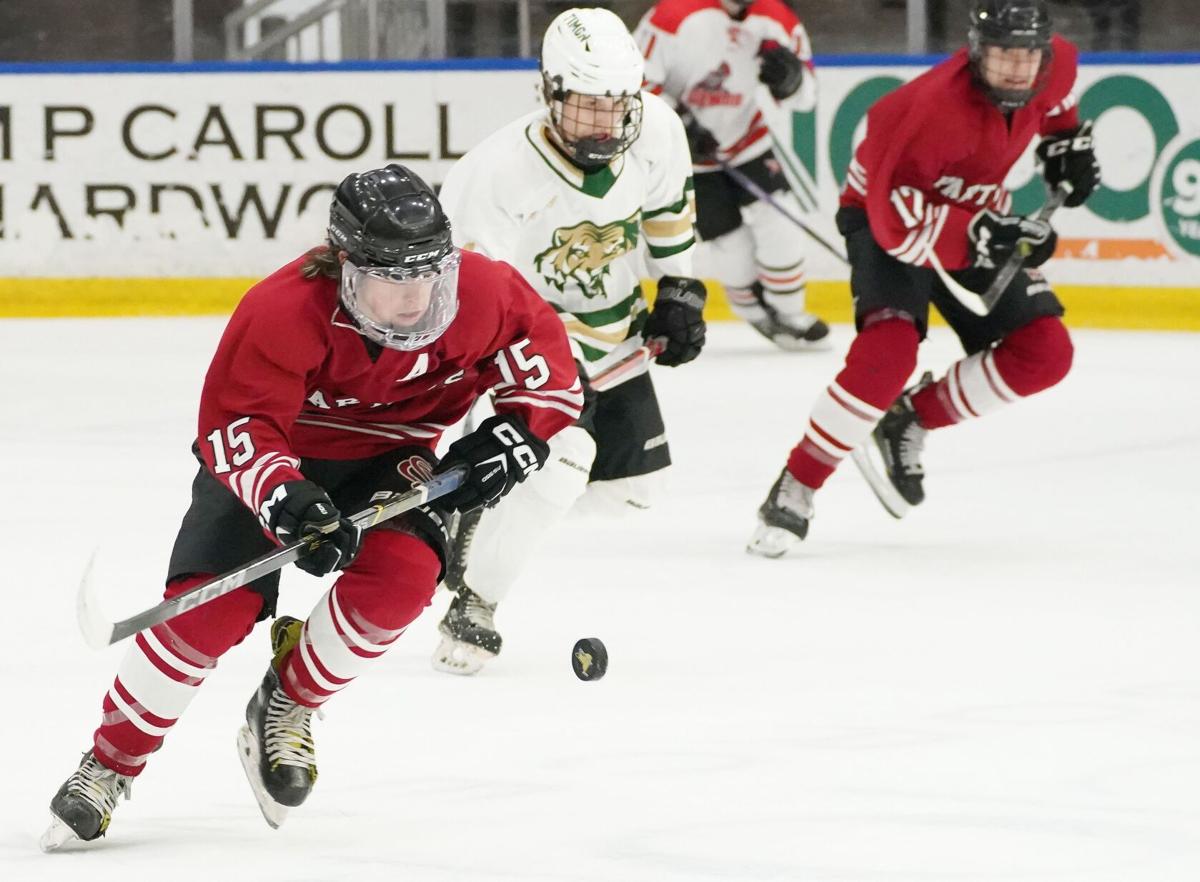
[40,165,583,847]
[747,0,1101,557]
[636,0,831,350]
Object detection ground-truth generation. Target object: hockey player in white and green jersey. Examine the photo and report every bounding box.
[432,7,707,674]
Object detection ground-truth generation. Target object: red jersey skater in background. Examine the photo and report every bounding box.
[748,0,1101,557]
[42,165,583,848]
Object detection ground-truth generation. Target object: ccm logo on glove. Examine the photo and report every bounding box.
[435,414,550,513]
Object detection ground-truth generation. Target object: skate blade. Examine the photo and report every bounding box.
[39,815,82,852]
[236,726,288,830]
[746,523,801,559]
[850,446,911,520]
[431,636,495,676]
[770,332,832,352]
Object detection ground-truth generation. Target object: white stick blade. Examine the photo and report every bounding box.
[76,552,115,650]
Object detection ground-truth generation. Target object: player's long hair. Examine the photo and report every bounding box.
[301,243,341,280]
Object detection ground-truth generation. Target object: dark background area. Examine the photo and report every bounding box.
[0,1,1184,62]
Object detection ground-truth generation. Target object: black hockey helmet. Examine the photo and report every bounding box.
[328,164,454,272]
[968,0,1054,110]
[328,165,461,352]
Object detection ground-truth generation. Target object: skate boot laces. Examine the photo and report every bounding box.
[772,471,815,520]
[64,753,132,822]
[264,687,319,772]
[894,400,927,477]
[461,589,497,631]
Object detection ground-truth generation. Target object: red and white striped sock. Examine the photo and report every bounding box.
[912,317,1074,429]
[280,530,441,708]
[92,579,263,776]
[787,317,919,489]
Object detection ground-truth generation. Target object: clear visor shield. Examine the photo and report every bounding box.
[550,90,643,167]
[339,252,461,351]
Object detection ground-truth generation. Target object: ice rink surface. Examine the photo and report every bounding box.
[2,316,1198,881]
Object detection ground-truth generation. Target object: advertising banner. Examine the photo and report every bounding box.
[1,58,1196,326]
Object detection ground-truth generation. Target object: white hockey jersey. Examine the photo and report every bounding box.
[438,91,696,382]
[635,0,817,169]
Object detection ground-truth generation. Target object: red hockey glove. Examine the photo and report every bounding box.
[644,276,707,367]
[968,210,1058,271]
[435,414,550,513]
[758,41,804,100]
[262,480,362,577]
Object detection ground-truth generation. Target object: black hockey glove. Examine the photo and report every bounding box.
[1036,120,1100,208]
[968,210,1058,271]
[644,276,707,367]
[757,41,805,100]
[684,117,720,164]
[263,480,363,577]
[435,414,550,513]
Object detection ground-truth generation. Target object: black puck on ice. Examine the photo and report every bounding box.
[571,637,608,681]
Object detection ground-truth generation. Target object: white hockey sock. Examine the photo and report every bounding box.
[724,284,770,323]
[464,426,595,604]
[757,257,809,319]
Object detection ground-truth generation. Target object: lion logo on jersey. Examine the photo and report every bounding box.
[534,213,640,299]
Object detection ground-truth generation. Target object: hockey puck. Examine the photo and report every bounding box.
[571,637,608,681]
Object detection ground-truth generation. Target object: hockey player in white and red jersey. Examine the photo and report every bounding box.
[747,0,1100,557]
[429,7,707,674]
[635,0,829,350]
[39,165,582,847]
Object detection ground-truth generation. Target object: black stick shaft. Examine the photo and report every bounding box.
[92,467,466,646]
[720,162,850,265]
[981,185,1071,310]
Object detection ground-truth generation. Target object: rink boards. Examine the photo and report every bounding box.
[0,55,1197,330]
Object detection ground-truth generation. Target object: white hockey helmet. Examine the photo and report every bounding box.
[540,8,645,169]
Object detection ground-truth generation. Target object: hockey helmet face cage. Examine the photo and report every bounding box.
[328,164,460,351]
[540,8,645,171]
[969,0,1053,111]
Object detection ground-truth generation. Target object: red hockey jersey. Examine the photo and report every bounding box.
[841,35,1080,272]
[196,249,584,521]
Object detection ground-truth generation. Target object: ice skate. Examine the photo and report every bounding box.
[432,587,501,676]
[40,750,133,851]
[730,283,830,352]
[747,469,815,558]
[870,374,931,507]
[237,615,319,829]
[749,309,831,351]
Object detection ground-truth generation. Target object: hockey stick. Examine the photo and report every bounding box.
[719,161,850,264]
[979,182,1072,310]
[928,182,1073,317]
[76,465,468,649]
[720,159,1001,319]
[588,337,666,393]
